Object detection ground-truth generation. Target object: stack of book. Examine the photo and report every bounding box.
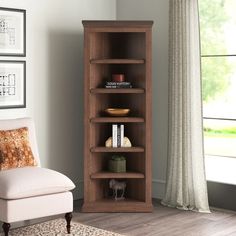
[112,124,124,147]
[105,82,132,88]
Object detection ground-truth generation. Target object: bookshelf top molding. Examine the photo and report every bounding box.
[82,20,154,28]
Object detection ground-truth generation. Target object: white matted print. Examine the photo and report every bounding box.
[0,7,26,56]
[0,61,25,109]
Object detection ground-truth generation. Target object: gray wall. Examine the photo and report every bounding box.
[0,0,169,200]
[117,0,169,199]
[0,0,116,199]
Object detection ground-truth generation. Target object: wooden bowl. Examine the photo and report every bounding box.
[105,108,130,116]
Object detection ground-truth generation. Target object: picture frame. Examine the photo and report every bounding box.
[0,7,26,56]
[0,60,26,109]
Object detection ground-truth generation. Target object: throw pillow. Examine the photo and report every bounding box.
[0,127,36,170]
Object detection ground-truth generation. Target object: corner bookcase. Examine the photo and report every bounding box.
[82,21,153,212]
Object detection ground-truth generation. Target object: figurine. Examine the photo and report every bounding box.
[109,179,126,200]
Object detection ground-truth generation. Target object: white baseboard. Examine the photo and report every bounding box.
[152,179,166,199]
[72,180,84,200]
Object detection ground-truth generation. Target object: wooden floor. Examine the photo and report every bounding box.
[72,200,236,236]
[3,200,236,236]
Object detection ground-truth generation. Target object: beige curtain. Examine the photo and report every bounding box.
[161,0,210,213]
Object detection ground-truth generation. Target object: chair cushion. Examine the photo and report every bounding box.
[0,127,37,170]
[0,167,75,200]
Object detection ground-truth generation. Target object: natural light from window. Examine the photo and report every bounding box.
[199,0,236,184]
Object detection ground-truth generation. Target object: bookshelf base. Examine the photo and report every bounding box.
[82,199,153,212]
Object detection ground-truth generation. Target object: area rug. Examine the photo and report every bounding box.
[0,218,123,236]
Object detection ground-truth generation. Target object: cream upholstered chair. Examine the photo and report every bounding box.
[0,118,75,236]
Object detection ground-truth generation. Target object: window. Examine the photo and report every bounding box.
[199,0,236,183]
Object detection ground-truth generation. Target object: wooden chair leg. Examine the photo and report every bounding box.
[65,212,72,234]
[2,223,10,236]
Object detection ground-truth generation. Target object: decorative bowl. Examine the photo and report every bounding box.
[105,108,130,116]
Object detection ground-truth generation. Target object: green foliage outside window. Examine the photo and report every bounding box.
[199,0,232,102]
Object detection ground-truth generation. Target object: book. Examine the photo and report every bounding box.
[117,125,121,147]
[112,124,118,147]
[112,124,125,147]
[120,124,124,147]
[106,82,131,86]
[105,85,132,88]
[105,81,132,88]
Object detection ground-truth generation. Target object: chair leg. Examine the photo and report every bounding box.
[2,223,10,236]
[65,212,72,234]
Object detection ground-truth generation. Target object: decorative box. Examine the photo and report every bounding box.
[108,155,126,173]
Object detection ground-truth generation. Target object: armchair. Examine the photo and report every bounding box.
[0,118,75,235]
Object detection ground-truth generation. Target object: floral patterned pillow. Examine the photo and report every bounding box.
[0,127,37,171]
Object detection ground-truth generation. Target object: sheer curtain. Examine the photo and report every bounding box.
[161,0,210,213]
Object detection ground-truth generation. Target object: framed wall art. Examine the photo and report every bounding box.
[0,7,26,56]
[0,60,26,109]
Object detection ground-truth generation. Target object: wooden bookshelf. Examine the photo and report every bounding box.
[82,20,153,212]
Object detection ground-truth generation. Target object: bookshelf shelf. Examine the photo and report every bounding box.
[90,117,145,123]
[90,171,145,179]
[90,147,145,153]
[82,20,153,213]
[90,88,145,94]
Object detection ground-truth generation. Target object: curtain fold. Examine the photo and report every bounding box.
[161,0,210,213]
